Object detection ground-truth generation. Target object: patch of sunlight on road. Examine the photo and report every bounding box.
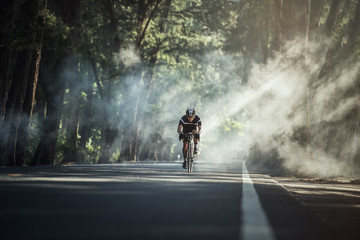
[302,203,360,208]
[282,183,360,193]
[0,172,242,184]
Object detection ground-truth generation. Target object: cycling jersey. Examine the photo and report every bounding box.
[178,115,201,133]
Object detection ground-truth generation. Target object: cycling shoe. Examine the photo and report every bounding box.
[182,162,187,169]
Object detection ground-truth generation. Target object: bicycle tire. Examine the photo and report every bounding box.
[188,157,192,173]
[187,158,191,173]
[187,136,194,173]
[187,150,191,173]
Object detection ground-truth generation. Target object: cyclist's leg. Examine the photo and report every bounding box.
[183,141,188,157]
[182,141,188,168]
[194,134,199,154]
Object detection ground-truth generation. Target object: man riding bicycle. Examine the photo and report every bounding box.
[177,108,202,169]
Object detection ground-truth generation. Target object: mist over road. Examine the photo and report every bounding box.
[0,161,357,240]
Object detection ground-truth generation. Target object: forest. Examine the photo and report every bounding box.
[0,0,360,178]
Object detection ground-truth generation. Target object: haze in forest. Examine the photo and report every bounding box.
[1,0,360,178]
[116,35,360,178]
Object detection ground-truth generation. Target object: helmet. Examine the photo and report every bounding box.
[186,108,196,117]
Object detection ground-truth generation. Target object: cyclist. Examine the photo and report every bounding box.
[177,107,202,169]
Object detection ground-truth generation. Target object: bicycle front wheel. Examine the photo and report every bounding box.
[187,140,194,173]
[187,157,192,173]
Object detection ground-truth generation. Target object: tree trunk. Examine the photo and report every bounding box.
[123,0,154,162]
[347,0,360,50]
[0,50,33,166]
[98,72,115,164]
[260,0,270,64]
[118,100,136,162]
[324,0,340,36]
[308,0,323,41]
[352,109,360,170]
[0,50,12,124]
[279,0,295,41]
[15,0,47,166]
[0,1,21,124]
[96,0,126,164]
[15,49,42,165]
[62,60,81,164]
[90,53,119,163]
[349,0,360,169]
[78,65,94,163]
[305,0,313,161]
[30,61,66,166]
[60,0,82,164]
[129,0,170,162]
[0,0,44,166]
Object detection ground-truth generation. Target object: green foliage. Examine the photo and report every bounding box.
[2,0,360,165]
[54,125,67,165]
[220,116,244,139]
[222,117,243,132]
[40,9,71,40]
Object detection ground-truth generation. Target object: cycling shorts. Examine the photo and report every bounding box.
[181,133,200,142]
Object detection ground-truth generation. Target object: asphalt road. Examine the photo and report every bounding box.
[0,160,357,240]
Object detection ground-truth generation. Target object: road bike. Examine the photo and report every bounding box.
[185,132,195,173]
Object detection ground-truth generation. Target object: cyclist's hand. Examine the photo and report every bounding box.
[179,133,185,139]
[192,129,198,134]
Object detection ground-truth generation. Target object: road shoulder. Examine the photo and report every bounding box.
[274,177,360,240]
[249,174,334,240]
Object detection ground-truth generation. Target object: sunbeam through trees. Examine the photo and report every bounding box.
[0,0,360,178]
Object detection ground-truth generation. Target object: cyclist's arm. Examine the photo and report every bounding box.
[177,124,183,133]
[197,118,202,133]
